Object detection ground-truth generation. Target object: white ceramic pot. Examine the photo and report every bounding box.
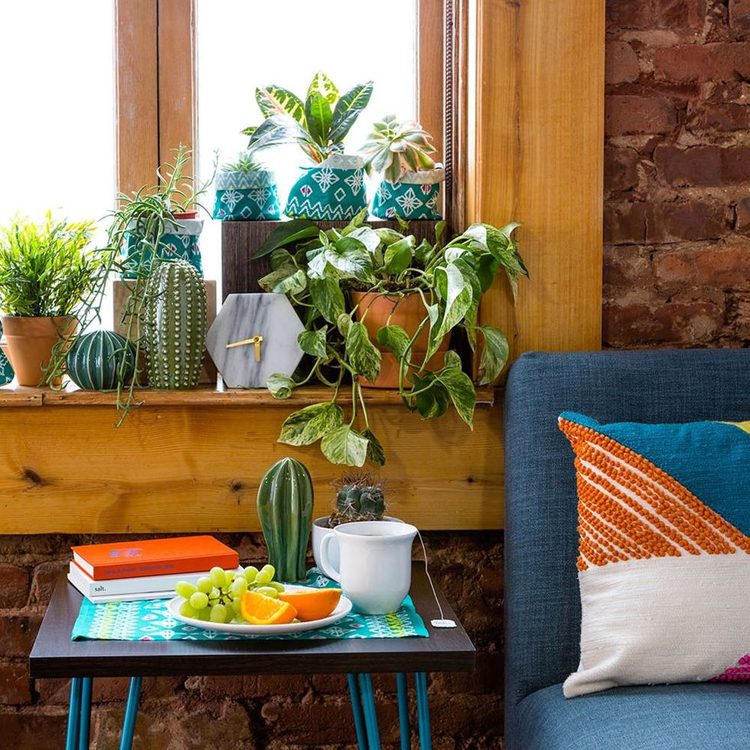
[312,516,403,574]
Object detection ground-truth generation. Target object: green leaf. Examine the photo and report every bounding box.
[436,262,473,339]
[326,237,374,280]
[266,268,307,296]
[252,218,318,259]
[363,428,386,466]
[280,403,344,446]
[383,236,415,275]
[266,373,296,399]
[337,313,352,337]
[305,93,333,145]
[411,373,449,419]
[269,247,296,271]
[307,71,339,105]
[329,82,374,143]
[477,326,509,385]
[477,253,500,292]
[435,366,476,428]
[346,322,382,382]
[298,327,328,359]
[309,277,345,324]
[256,85,305,123]
[346,226,381,253]
[376,324,411,361]
[321,425,369,467]
[246,114,311,153]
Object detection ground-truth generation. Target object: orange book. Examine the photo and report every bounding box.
[71,536,239,581]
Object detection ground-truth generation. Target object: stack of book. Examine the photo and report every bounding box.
[67,535,240,603]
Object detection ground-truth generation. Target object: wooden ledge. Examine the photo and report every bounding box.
[0,383,497,408]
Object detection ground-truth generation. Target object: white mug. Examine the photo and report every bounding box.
[319,521,418,615]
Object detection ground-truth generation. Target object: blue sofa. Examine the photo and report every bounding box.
[504,350,750,750]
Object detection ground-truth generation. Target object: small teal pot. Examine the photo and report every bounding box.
[66,331,136,391]
[0,320,14,386]
[213,169,281,220]
[285,154,367,221]
[121,216,204,280]
[372,168,444,220]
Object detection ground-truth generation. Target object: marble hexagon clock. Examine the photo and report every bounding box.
[206,293,305,388]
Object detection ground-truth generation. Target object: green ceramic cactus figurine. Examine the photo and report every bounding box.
[143,259,207,389]
[257,457,314,582]
[329,474,386,527]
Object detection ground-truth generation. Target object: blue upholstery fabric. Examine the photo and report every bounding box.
[504,350,750,747]
[517,683,750,750]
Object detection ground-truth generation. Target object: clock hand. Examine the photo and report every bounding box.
[225,334,263,362]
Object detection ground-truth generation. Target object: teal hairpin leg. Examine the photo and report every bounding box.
[415,672,432,750]
[79,677,92,750]
[347,674,368,749]
[119,676,142,750]
[357,673,381,750]
[396,673,410,750]
[66,678,82,750]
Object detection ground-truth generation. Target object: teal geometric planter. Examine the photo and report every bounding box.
[66,331,136,391]
[285,155,368,221]
[121,217,204,280]
[0,319,13,386]
[213,170,281,220]
[371,168,444,221]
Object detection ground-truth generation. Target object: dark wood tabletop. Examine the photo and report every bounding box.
[29,564,475,679]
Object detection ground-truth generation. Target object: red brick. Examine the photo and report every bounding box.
[654,242,750,287]
[0,709,68,750]
[605,202,648,244]
[184,673,306,699]
[654,145,750,186]
[652,0,706,30]
[0,614,42,657]
[605,95,677,136]
[736,197,750,232]
[0,661,32,705]
[607,0,653,29]
[606,41,640,84]
[604,246,656,292]
[729,0,750,38]
[605,146,640,194]
[647,201,727,242]
[30,561,67,606]
[0,565,29,608]
[653,42,750,83]
[688,102,750,131]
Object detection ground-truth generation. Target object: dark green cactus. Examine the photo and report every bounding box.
[257,457,314,582]
[143,259,207,389]
[329,474,386,527]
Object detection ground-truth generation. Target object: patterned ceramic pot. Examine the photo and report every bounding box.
[66,330,136,391]
[371,167,444,220]
[285,154,368,221]
[212,169,281,220]
[0,319,14,385]
[121,215,204,280]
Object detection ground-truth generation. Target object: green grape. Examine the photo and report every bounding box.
[210,604,227,623]
[243,566,259,584]
[175,581,197,599]
[256,564,275,585]
[229,578,248,598]
[210,566,226,588]
[256,586,279,599]
[209,587,221,601]
[196,607,211,621]
[179,601,198,618]
[230,616,245,625]
[189,592,208,610]
[224,570,236,586]
[266,581,285,592]
[196,576,212,594]
[229,599,242,615]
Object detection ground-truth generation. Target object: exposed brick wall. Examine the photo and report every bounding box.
[604,0,750,348]
[0,532,501,749]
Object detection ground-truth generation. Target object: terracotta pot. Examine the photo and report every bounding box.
[1,316,77,387]
[351,291,449,389]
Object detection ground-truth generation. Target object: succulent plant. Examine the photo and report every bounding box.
[360,115,438,182]
[143,259,207,389]
[329,474,386,527]
[221,151,265,173]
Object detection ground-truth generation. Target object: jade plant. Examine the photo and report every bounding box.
[243,72,373,163]
[329,474,386,527]
[257,210,527,467]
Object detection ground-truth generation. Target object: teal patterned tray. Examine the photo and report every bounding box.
[72,568,428,642]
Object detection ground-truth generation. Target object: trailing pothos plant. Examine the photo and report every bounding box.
[256,210,527,467]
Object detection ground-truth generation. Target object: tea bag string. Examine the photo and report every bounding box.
[416,529,456,629]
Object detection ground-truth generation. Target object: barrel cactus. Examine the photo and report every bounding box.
[257,457,314,582]
[66,330,136,391]
[143,259,207,389]
[330,474,386,527]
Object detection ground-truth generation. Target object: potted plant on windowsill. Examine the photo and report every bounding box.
[212,151,281,221]
[0,214,103,387]
[361,115,444,220]
[244,72,373,221]
[257,210,526,466]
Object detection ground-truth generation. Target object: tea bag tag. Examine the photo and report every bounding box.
[431,618,457,629]
[416,530,458,630]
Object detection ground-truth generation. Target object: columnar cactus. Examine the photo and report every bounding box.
[257,457,314,582]
[143,259,207,389]
[329,474,386,527]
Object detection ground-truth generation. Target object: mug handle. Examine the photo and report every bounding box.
[319,533,341,582]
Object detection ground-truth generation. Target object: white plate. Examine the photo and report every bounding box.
[167,586,352,635]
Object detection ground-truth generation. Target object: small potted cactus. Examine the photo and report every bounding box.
[361,115,444,220]
[212,151,281,221]
[312,474,403,571]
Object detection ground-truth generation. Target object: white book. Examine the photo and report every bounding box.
[67,575,174,603]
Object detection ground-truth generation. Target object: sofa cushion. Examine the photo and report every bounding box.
[516,683,750,750]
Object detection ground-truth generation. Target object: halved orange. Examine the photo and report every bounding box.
[240,590,297,625]
[278,588,342,622]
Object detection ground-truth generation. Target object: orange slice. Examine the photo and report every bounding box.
[240,590,297,625]
[278,588,342,622]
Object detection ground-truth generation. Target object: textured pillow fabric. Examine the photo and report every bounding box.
[558,412,750,698]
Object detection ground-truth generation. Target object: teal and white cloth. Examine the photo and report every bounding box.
[121,218,204,279]
[213,169,281,221]
[371,168,444,220]
[285,154,368,221]
[71,568,429,642]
